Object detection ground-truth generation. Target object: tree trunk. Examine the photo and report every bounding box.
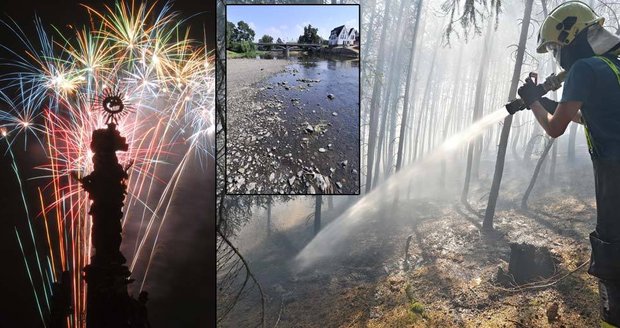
[522,138,554,209]
[550,134,557,180]
[314,195,322,235]
[440,47,464,188]
[412,36,440,162]
[462,18,494,203]
[395,0,424,172]
[568,123,578,161]
[373,0,410,184]
[267,197,272,236]
[523,135,542,163]
[365,1,392,193]
[483,0,534,231]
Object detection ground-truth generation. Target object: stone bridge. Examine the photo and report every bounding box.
[254,42,322,55]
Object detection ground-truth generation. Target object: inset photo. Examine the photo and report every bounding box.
[225,4,360,195]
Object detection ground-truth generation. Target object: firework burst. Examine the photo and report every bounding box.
[0,1,214,326]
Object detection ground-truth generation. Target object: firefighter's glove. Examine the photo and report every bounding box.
[517,77,547,109]
[543,73,562,91]
[539,97,559,115]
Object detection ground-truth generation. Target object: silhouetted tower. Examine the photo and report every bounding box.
[79,90,146,327]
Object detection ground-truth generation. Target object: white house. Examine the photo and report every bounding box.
[329,25,358,46]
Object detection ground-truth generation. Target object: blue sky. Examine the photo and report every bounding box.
[227,5,359,43]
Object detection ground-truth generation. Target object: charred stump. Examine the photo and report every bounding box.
[498,243,556,285]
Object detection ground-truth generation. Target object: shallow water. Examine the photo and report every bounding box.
[257,53,360,193]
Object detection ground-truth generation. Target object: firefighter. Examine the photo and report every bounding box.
[518,1,620,326]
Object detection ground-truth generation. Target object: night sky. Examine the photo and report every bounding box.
[0,0,216,326]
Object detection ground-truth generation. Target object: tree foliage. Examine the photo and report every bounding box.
[441,0,502,44]
[298,24,322,44]
[259,34,273,43]
[226,20,256,52]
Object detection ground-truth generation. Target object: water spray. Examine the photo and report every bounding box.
[505,71,567,115]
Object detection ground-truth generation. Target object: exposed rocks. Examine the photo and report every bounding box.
[327,93,335,100]
[234,176,245,189]
[297,78,320,83]
[227,58,358,194]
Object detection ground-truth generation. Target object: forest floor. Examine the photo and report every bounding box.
[223,156,601,327]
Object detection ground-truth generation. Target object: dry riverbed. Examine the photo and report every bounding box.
[226,57,360,194]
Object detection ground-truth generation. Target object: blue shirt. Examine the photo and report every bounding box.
[561,55,620,159]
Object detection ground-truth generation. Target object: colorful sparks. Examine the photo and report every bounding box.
[0,1,214,327]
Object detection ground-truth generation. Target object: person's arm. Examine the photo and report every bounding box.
[530,100,582,138]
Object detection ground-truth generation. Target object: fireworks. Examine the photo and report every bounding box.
[0,1,214,326]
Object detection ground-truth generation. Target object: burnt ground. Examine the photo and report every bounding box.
[226,56,360,195]
[220,156,601,327]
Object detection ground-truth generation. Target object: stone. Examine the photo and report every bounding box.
[318,148,326,153]
[336,182,343,189]
[288,177,296,186]
[340,160,348,167]
[269,173,275,182]
[332,112,338,116]
[247,182,256,191]
[327,94,335,100]
[305,125,314,133]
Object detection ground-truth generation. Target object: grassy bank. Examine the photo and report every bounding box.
[226,50,267,59]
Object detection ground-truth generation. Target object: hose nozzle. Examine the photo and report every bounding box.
[506,98,526,115]
[506,71,567,115]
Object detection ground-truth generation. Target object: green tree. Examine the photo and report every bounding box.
[298,24,321,44]
[235,20,255,42]
[226,21,236,49]
[259,34,274,51]
[234,40,255,53]
[227,20,256,53]
[259,34,273,43]
[276,37,284,44]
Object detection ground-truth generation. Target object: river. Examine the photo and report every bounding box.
[226,53,360,194]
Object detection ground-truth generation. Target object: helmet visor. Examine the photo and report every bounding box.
[546,42,563,63]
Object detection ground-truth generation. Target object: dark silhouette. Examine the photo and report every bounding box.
[49,271,72,328]
[79,122,148,328]
[131,291,151,328]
